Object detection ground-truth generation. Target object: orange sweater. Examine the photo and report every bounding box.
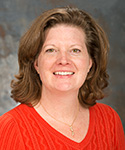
[0,103,124,150]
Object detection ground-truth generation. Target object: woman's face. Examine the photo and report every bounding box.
[34,24,92,93]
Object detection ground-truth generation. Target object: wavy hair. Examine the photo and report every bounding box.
[11,6,109,107]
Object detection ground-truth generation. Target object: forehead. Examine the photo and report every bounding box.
[44,24,86,43]
[45,23,84,33]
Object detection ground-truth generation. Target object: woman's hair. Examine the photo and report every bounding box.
[11,6,109,107]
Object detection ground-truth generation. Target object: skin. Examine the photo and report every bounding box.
[34,24,92,142]
[35,24,92,94]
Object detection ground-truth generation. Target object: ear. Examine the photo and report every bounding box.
[88,58,92,73]
[34,59,39,74]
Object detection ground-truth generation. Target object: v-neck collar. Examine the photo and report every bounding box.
[30,104,95,149]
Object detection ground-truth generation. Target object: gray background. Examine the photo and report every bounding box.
[0,0,125,130]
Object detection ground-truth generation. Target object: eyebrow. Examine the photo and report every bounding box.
[43,44,84,49]
[70,44,84,48]
[42,44,57,49]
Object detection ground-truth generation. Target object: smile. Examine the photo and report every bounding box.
[53,72,75,76]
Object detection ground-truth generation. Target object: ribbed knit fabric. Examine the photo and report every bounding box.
[0,103,124,150]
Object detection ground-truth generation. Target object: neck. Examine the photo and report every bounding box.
[38,87,80,123]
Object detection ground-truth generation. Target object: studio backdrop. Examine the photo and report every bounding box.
[0,0,125,130]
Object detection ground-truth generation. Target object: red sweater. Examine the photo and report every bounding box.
[0,103,124,150]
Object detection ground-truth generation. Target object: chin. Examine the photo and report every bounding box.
[54,84,77,93]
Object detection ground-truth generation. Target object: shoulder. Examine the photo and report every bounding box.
[90,102,124,133]
[0,104,26,122]
[92,102,119,118]
[92,103,125,149]
[0,104,32,127]
[93,103,125,150]
[93,102,114,110]
[0,104,27,134]
[92,103,124,125]
[0,108,19,138]
[0,104,21,126]
[0,104,37,137]
[0,104,26,149]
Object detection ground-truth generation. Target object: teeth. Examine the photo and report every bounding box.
[54,72,74,75]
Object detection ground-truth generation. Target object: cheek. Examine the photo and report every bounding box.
[78,58,90,70]
[37,59,46,79]
[38,58,53,78]
[38,57,47,70]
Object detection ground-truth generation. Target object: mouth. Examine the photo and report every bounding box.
[53,71,75,76]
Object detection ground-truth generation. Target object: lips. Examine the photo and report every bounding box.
[53,71,75,76]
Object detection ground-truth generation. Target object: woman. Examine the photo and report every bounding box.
[0,6,124,150]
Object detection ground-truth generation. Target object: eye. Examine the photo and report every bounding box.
[72,49,81,53]
[45,49,55,53]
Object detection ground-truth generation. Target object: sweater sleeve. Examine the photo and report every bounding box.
[113,108,125,150]
[0,113,25,150]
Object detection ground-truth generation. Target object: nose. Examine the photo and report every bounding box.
[56,51,71,65]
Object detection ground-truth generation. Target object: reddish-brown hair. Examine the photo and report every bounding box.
[11,6,109,107]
